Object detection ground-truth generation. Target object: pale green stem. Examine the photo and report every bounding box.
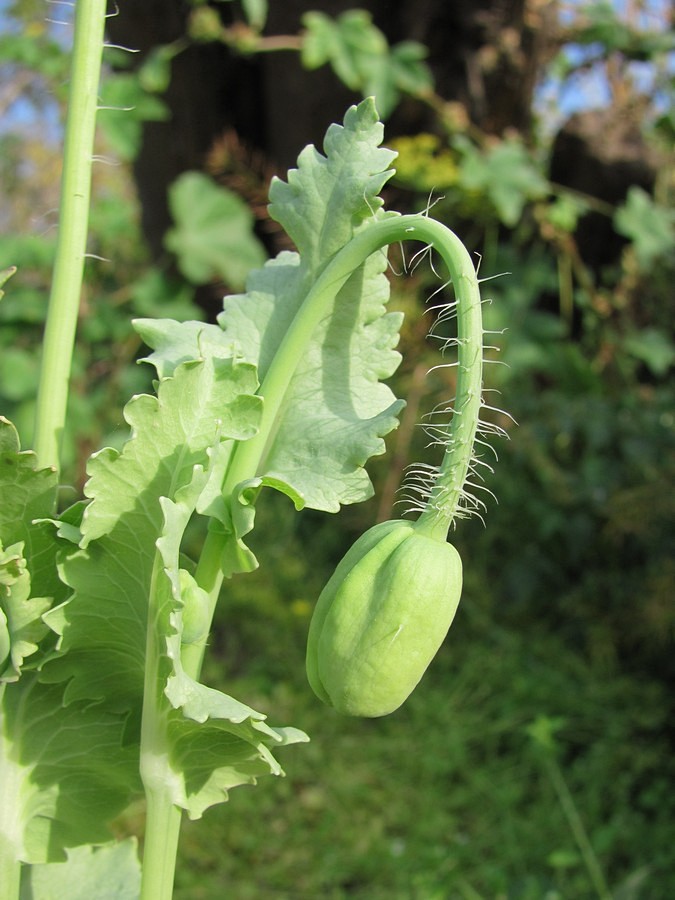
[33,0,107,474]
[140,789,182,900]
[139,556,182,900]
[141,533,224,900]
[0,841,20,900]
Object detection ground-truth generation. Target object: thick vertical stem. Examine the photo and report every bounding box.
[33,0,107,474]
[139,558,182,900]
[140,789,182,900]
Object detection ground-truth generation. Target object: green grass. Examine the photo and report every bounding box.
[170,549,673,900]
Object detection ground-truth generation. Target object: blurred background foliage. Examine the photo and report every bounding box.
[1,0,674,896]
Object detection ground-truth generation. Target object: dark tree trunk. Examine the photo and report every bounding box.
[106,0,553,257]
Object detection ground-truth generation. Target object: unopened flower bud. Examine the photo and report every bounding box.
[306,519,462,717]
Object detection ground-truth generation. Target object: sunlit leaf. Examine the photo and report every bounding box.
[459,139,548,226]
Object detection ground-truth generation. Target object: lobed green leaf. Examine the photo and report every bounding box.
[23,838,141,900]
[42,357,262,712]
[0,678,137,864]
[154,469,308,819]
[139,99,405,513]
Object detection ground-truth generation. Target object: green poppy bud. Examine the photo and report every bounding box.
[306,519,462,717]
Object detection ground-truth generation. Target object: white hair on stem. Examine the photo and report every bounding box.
[393,245,512,524]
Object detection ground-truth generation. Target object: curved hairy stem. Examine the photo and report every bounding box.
[192,212,482,654]
[222,214,482,511]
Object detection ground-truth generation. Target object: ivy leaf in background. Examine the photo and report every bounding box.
[623,328,675,377]
[137,44,180,94]
[241,0,268,31]
[0,31,68,86]
[544,194,589,233]
[165,172,267,290]
[301,11,432,117]
[389,41,433,96]
[575,1,675,58]
[614,186,675,268]
[459,138,548,226]
[302,10,386,91]
[200,0,268,32]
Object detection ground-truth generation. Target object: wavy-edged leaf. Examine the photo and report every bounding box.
[0,677,137,864]
[133,318,237,380]
[0,417,62,603]
[41,357,262,716]
[0,421,136,865]
[136,99,405,513]
[0,418,64,681]
[267,97,396,265]
[156,474,308,819]
[235,248,403,510]
[0,541,50,681]
[23,838,141,900]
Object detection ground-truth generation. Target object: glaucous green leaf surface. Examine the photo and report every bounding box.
[21,838,141,898]
[133,318,238,381]
[42,358,262,711]
[0,541,50,682]
[1,678,138,865]
[138,100,405,512]
[223,99,403,509]
[35,356,302,823]
[0,418,59,679]
[0,419,136,865]
[266,99,395,267]
[0,417,62,602]
[156,471,308,818]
